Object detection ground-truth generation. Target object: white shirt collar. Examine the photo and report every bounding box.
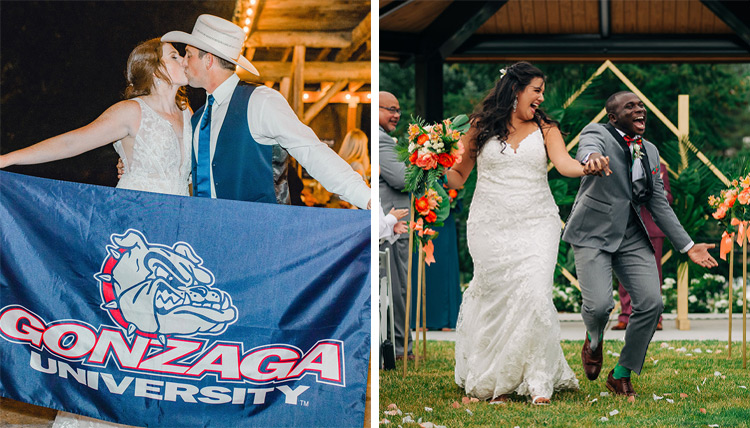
[208,73,240,106]
[615,128,641,140]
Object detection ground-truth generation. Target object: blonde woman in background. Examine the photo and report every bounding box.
[338,128,371,184]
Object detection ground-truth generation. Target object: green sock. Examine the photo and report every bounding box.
[613,363,631,379]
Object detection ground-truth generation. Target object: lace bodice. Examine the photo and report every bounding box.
[113,98,191,196]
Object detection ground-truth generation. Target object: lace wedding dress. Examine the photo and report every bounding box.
[53,97,191,428]
[113,97,191,196]
[454,128,579,400]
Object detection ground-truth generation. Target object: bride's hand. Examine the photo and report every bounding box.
[583,154,611,176]
[0,154,10,169]
[116,158,125,179]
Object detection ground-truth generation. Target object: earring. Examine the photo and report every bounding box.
[512,96,518,113]
[156,79,161,87]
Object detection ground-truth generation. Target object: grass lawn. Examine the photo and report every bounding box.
[379,340,750,427]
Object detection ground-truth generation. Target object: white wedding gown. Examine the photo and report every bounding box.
[114,97,191,196]
[53,97,191,428]
[454,128,579,400]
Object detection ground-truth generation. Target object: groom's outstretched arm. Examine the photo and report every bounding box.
[247,86,371,209]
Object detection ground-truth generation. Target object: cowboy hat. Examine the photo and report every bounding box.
[162,14,259,76]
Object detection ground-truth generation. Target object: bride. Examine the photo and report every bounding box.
[446,62,610,405]
[0,38,192,197]
[0,38,191,427]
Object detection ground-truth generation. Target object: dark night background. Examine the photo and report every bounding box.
[1,1,237,186]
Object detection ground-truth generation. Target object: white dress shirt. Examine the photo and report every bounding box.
[193,74,371,208]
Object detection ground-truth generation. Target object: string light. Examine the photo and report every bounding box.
[303,93,310,100]
[243,26,250,33]
[345,94,352,100]
[246,8,253,15]
[249,0,256,5]
[245,17,251,25]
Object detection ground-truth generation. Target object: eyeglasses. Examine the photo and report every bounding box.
[379,106,401,115]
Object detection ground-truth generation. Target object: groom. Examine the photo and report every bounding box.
[563,91,717,396]
[161,15,370,209]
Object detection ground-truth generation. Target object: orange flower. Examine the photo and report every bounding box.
[415,152,438,170]
[712,205,727,220]
[448,189,458,199]
[738,187,750,205]
[409,150,419,165]
[437,153,454,168]
[408,124,421,138]
[740,174,750,190]
[417,133,429,146]
[424,210,437,223]
[415,197,430,216]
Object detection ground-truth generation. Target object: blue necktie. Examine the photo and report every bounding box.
[195,94,214,198]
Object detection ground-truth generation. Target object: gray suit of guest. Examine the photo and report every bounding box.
[379,126,412,356]
[562,122,691,374]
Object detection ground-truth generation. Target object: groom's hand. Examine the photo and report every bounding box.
[687,243,718,268]
[583,153,612,176]
[116,158,125,179]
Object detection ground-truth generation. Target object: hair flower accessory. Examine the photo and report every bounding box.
[499,68,507,78]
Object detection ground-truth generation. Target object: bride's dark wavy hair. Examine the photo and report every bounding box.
[470,61,559,158]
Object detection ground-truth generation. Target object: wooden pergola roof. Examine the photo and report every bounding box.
[380,0,750,123]
[231,0,371,123]
[381,0,750,63]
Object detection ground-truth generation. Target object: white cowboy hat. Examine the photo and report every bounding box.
[162,14,259,76]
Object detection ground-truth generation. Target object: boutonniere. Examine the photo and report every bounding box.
[632,138,643,161]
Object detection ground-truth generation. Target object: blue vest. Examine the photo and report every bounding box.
[191,82,276,203]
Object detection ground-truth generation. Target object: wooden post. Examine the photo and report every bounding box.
[403,195,415,377]
[675,94,691,331]
[290,45,305,118]
[421,260,427,360]
[677,95,690,171]
[742,237,747,369]
[729,241,735,357]
[414,244,424,369]
[676,262,690,330]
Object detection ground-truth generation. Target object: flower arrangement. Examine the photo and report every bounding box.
[395,115,470,264]
[708,172,750,259]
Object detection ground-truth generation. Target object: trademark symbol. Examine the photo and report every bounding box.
[300,400,309,407]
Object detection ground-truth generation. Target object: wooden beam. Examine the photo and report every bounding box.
[245,47,256,61]
[599,0,610,38]
[414,55,443,123]
[335,11,371,62]
[238,61,370,82]
[302,80,348,125]
[246,31,351,48]
[316,48,331,61]
[380,0,415,20]
[291,45,305,117]
[280,47,292,62]
[303,91,371,104]
[419,1,507,59]
[700,0,750,48]
[348,82,364,92]
[279,77,291,101]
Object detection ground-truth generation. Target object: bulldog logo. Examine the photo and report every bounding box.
[97,229,237,344]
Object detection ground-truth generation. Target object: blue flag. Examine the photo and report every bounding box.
[0,171,370,427]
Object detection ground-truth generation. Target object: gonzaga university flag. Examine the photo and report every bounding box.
[0,171,370,427]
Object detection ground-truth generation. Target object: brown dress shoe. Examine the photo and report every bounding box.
[605,369,636,396]
[611,321,628,330]
[581,334,603,380]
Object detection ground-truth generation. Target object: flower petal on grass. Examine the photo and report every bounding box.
[380,418,390,424]
[402,415,415,423]
[600,392,610,397]
[627,396,636,404]
[388,403,398,410]
[600,417,609,422]
[706,349,713,353]
[465,409,474,416]
[589,398,598,404]
[708,425,719,428]
[680,393,688,398]
[470,398,479,403]
[739,385,747,390]
[451,402,460,409]
[609,409,619,416]
[384,410,400,416]
[462,397,471,404]
[666,398,674,404]
[653,394,663,401]
[694,348,702,353]
[703,377,708,385]
[425,407,433,412]
[660,342,669,348]
[714,371,722,377]
[697,386,701,393]
[419,422,434,428]
[699,408,707,414]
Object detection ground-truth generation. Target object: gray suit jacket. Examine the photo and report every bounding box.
[379,126,410,241]
[562,123,691,253]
